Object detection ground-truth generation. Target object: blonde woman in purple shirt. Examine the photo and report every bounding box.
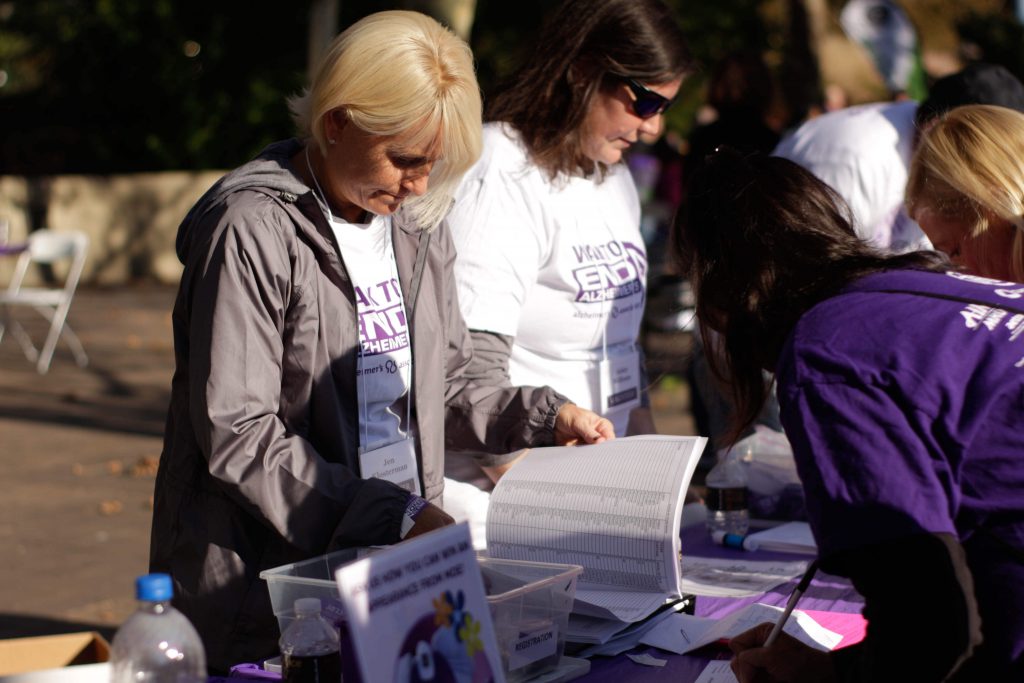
[674,148,1023,682]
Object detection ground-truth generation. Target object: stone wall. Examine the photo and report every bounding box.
[0,171,224,286]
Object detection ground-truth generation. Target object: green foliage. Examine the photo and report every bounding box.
[663,0,775,137]
[0,0,310,173]
[2,0,784,172]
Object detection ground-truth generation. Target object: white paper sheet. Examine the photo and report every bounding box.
[626,653,667,667]
[680,556,809,598]
[640,602,842,655]
[694,660,739,683]
[572,588,676,622]
[745,521,818,554]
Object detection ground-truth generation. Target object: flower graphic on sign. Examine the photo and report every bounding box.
[432,594,453,627]
[458,615,483,657]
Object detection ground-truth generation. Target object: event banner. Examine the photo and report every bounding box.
[335,523,505,683]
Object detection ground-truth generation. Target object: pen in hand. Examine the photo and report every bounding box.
[763,559,819,647]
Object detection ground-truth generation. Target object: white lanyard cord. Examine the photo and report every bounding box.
[587,220,624,362]
[306,144,413,450]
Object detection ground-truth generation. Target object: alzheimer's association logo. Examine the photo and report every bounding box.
[571,240,646,303]
[356,277,409,355]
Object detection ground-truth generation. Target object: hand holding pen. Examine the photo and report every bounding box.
[728,561,838,683]
[765,560,819,646]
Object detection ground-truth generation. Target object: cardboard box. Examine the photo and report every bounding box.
[0,632,111,683]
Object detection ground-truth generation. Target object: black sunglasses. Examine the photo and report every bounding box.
[620,77,674,119]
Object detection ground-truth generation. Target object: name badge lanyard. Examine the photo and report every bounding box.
[307,147,421,493]
[588,218,642,414]
[353,226,413,455]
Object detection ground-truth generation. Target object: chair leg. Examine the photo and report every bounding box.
[60,322,89,368]
[35,303,70,375]
[8,318,40,364]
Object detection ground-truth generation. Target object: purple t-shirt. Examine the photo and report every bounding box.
[776,269,1024,670]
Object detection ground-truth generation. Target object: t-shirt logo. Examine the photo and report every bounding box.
[355,277,409,356]
[571,240,647,303]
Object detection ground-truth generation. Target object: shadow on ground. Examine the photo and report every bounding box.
[0,614,118,642]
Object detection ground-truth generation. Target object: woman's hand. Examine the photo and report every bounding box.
[553,403,615,445]
[729,623,837,683]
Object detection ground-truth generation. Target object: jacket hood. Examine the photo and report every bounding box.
[176,138,311,262]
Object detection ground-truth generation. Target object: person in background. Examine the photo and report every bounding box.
[906,104,1024,283]
[774,62,1024,253]
[444,0,691,486]
[150,11,611,672]
[675,148,1023,681]
[681,50,784,454]
[685,50,780,170]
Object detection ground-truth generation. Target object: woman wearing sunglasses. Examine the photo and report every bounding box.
[444,0,690,484]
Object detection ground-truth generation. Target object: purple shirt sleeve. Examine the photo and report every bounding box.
[778,378,958,558]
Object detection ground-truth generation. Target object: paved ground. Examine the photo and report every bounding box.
[0,285,696,642]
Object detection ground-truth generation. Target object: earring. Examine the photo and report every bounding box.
[328,138,336,145]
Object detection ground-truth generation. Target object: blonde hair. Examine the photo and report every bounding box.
[289,11,482,231]
[907,104,1024,281]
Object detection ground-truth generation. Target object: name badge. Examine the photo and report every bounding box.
[358,438,421,496]
[599,350,641,414]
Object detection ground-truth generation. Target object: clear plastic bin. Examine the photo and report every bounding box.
[478,557,582,682]
[259,548,377,636]
[260,551,581,682]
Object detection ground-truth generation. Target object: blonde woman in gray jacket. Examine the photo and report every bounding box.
[150,10,612,672]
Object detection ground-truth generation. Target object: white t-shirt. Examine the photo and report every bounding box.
[448,123,647,435]
[773,101,930,252]
[329,213,413,451]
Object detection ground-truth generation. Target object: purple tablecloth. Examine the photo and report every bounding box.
[217,525,865,682]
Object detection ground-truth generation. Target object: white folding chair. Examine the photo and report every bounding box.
[0,229,90,374]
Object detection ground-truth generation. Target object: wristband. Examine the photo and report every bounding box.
[399,494,429,539]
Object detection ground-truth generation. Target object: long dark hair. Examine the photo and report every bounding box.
[487,0,691,180]
[672,149,948,442]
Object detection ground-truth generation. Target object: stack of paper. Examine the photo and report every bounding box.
[745,522,818,555]
[568,599,692,657]
[486,436,707,629]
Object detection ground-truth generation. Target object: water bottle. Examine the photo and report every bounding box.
[280,598,342,683]
[705,443,750,537]
[110,573,207,682]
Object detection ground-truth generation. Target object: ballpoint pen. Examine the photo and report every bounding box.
[764,559,819,647]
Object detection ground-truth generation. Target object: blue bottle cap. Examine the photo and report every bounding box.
[136,573,174,602]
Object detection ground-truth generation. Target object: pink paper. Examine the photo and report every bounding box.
[802,609,867,649]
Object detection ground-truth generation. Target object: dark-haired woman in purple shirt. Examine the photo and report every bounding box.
[674,147,1023,682]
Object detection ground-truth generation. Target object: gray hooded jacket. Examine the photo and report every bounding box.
[150,139,567,670]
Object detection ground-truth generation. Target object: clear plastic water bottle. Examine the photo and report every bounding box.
[110,573,207,682]
[280,598,342,683]
[705,443,750,537]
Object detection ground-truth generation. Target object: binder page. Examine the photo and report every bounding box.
[486,435,707,599]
